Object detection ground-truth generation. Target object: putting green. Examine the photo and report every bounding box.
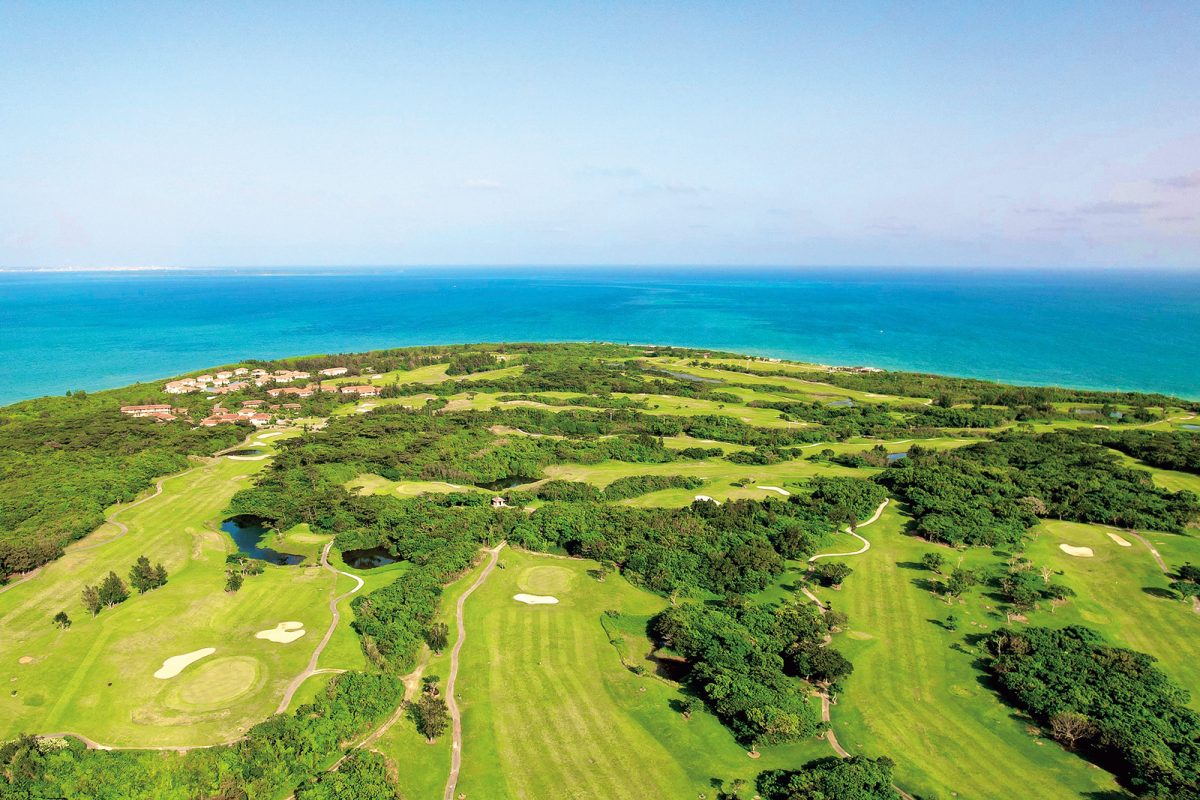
[517,565,575,595]
[167,656,263,711]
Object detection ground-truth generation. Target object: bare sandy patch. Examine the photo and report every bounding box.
[18,656,33,664]
[694,495,721,505]
[1106,532,1133,547]
[1059,544,1094,558]
[257,431,287,439]
[758,485,791,496]
[513,594,559,605]
[228,453,270,461]
[154,647,216,679]
[255,621,307,643]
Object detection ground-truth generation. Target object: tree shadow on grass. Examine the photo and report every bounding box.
[910,576,941,593]
[1142,586,1177,600]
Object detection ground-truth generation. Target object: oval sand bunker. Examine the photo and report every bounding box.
[256,621,306,643]
[1106,532,1133,547]
[1059,544,1094,558]
[513,594,559,605]
[154,647,216,679]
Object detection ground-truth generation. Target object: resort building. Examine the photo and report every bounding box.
[319,367,349,376]
[339,385,381,397]
[164,379,199,394]
[120,404,173,417]
[199,413,250,427]
[267,385,315,398]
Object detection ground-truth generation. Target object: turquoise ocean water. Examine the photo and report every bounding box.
[1,267,1198,405]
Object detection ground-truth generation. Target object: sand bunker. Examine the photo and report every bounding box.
[18,656,33,665]
[513,594,559,605]
[255,621,307,643]
[758,485,791,496]
[154,647,216,679]
[1106,532,1133,547]
[694,495,721,505]
[1059,544,1094,558]
[228,453,270,461]
[257,431,286,439]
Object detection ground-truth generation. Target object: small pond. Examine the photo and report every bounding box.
[220,515,304,565]
[476,475,538,491]
[341,546,399,570]
[227,448,266,457]
[1182,424,1200,431]
[827,398,855,408]
[653,369,722,385]
[886,452,908,462]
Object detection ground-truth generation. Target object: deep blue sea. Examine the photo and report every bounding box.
[1,267,1198,405]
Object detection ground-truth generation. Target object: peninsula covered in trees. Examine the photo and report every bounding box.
[2,343,1198,799]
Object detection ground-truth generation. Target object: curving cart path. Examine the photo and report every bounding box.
[275,542,365,713]
[1124,528,1200,615]
[801,500,914,800]
[808,499,889,562]
[443,542,506,800]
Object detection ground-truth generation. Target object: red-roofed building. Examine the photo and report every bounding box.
[120,404,173,417]
[340,385,380,397]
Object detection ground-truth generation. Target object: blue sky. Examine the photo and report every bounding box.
[1,1,1198,268]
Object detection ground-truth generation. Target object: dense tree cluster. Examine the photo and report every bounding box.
[879,433,1199,545]
[1088,429,1200,475]
[128,555,168,594]
[1,672,402,799]
[651,599,839,745]
[1170,563,1200,602]
[757,756,901,800]
[507,475,705,504]
[444,351,501,375]
[293,751,403,800]
[1004,558,1072,610]
[983,626,1199,796]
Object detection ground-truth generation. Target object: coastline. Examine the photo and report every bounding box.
[2,268,1199,404]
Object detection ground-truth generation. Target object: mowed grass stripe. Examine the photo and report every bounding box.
[827,510,1119,798]
[528,605,623,799]
[536,610,649,800]
[494,604,581,799]
[486,603,582,799]
[845,537,1071,796]
[524,608,606,799]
